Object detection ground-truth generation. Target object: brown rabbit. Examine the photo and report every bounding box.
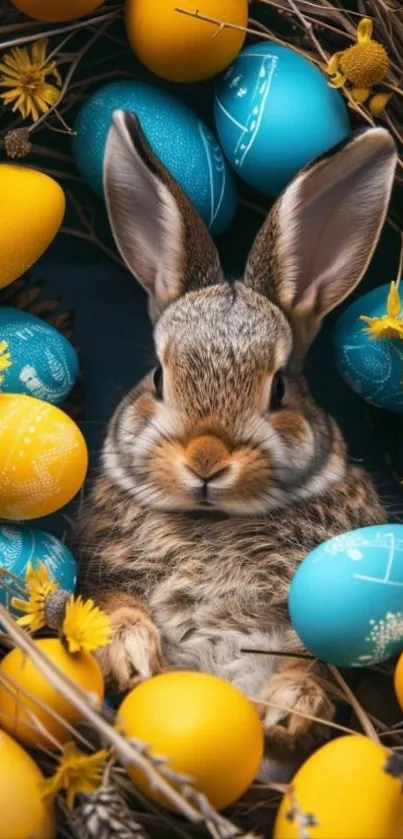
[77,114,397,773]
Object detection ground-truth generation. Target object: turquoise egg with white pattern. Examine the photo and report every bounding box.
[0,526,77,615]
[214,43,350,196]
[289,525,403,667]
[72,81,236,235]
[334,284,403,413]
[0,307,78,405]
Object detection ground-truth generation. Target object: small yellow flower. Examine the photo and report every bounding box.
[369,92,392,117]
[0,341,12,384]
[360,281,403,340]
[41,742,108,810]
[326,18,389,107]
[12,561,57,633]
[62,596,111,654]
[0,38,61,121]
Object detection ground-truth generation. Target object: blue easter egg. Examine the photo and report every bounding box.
[334,284,403,413]
[72,81,236,235]
[289,525,403,667]
[214,43,350,196]
[0,308,78,405]
[0,525,77,615]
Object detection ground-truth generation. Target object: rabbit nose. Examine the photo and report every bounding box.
[185,435,230,481]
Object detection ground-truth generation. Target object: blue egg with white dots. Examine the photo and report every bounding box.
[214,43,350,196]
[0,526,77,615]
[0,307,78,405]
[72,81,236,235]
[289,525,403,667]
[334,283,403,413]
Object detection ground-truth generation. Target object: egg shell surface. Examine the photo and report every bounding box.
[288,524,403,667]
[0,728,55,839]
[117,670,264,810]
[0,165,65,289]
[274,735,403,839]
[0,638,104,749]
[125,0,247,83]
[0,525,77,612]
[72,81,236,235]
[0,307,78,404]
[0,394,88,520]
[214,43,350,196]
[10,0,105,21]
[334,283,403,413]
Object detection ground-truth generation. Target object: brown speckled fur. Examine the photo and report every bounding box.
[76,117,396,776]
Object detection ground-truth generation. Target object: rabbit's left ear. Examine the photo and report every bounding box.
[244,128,397,365]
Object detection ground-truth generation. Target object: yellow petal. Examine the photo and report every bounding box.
[326,53,342,75]
[11,597,32,613]
[351,86,370,103]
[1,53,24,72]
[357,17,373,44]
[369,92,392,116]
[15,47,31,69]
[0,89,19,102]
[32,38,48,66]
[328,69,346,89]
[0,64,22,79]
[387,281,401,318]
[0,80,23,89]
[16,613,37,628]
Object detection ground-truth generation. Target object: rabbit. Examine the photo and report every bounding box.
[76,112,397,772]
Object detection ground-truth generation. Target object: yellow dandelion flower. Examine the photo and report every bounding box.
[41,742,108,810]
[62,596,111,654]
[0,341,12,384]
[12,561,57,634]
[326,18,389,105]
[0,38,61,121]
[360,281,403,340]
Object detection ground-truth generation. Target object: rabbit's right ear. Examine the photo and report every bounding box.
[104,111,222,320]
[244,128,397,369]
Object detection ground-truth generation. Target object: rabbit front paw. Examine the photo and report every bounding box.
[258,668,334,749]
[97,599,165,692]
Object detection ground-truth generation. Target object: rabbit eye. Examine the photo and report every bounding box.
[153,365,164,400]
[270,370,285,410]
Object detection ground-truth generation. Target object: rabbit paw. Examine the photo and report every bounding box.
[258,669,334,748]
[97,602,165,692]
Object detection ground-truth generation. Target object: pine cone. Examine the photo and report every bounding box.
[68,785,148,839]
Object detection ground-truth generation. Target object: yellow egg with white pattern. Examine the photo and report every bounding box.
[0,165,65,289]
[0,394,88,520]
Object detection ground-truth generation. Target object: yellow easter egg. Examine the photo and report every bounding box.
[0,638,104,749]
[0,165,65,289]
[0,394,88,520]
[0,728,55,838]
[394,652,403,710]
[125,0,247,83]
[10,0,105,22]
[118,671,264,810]
[274,735,403,839]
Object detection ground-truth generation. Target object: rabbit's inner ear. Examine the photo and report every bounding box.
[244,128,397,361]
[104,110,222,321]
